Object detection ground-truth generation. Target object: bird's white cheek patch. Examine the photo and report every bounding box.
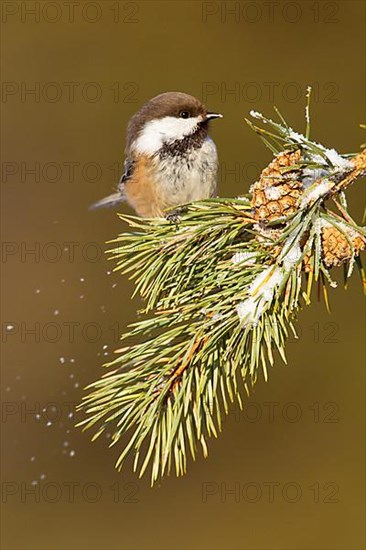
[133,116,201,155]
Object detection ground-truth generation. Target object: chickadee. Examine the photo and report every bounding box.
[91,92,222,217]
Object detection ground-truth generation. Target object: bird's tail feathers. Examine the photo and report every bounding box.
[89,192,126,210]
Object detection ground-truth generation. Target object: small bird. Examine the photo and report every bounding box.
[91,92,222,217]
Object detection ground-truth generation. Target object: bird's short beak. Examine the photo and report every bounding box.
[206,112,223,120]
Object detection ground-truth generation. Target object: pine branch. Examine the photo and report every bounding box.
[78,95,366,485]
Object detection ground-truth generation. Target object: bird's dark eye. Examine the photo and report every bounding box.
[179,111,190,119]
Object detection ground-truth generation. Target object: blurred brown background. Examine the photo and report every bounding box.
[1,1,365,549]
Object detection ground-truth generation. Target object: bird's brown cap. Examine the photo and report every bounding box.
[126,92,220,151]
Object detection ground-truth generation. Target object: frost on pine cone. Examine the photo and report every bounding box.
[251,150,302,222]
[321,222,366,268]
[250,147,365,270]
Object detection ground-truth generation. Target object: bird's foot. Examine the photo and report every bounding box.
[165,206,189,225]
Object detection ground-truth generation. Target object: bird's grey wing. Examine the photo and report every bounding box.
[117,157,134,192]
[90,157,135,210]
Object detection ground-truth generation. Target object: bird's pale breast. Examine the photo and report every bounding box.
[124,137,218,217]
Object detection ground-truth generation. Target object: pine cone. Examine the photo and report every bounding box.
[322,223,365,268]
[251,150,303,222]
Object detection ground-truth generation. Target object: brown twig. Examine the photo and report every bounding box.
[169,336,205,393]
